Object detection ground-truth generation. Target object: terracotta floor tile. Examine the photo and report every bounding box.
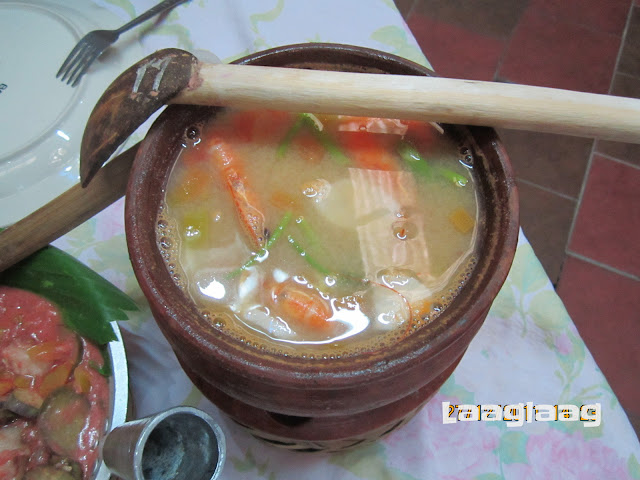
[556,256,640,416]
[406,13,505,80]
[596,73,640,166]
[569,155,640,276]
[409,0,529,39]
[618,7,640,76]
[628,411,640,442]
[394,0,415,19]
[529,0,632,35]
[517,181,576,284]
[498,129,593,198]
[499,7,621,93]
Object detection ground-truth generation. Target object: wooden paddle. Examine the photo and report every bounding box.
[0,144,138,272]
[80,48,640,186]
[2,47,639,272]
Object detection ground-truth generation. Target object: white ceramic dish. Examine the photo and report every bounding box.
[95,322,129,480]
[0,0,144,226]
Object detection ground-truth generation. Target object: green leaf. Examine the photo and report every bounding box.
[490,284,517,319]
[628,454,640,480]
[370,25,431,68]
[528,290,571,331]
[506,243,549,295]
[0,246,138,345]
[549,416,603,439]
[475,474,504,480]
[439,374,475,404]
[104,0,136,19]
[230,448,258,473]
[499,431,528,464]
[182,385,205,407]
[250,0,285,33]
[330,443,421,480]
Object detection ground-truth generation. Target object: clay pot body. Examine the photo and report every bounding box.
[125,43,519,451]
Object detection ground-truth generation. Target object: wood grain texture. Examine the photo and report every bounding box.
[174,63,640,143]
[0,143,139,272]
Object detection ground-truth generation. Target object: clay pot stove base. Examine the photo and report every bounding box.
[125,43,519,451]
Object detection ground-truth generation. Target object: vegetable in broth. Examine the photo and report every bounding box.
[158,110,479,357]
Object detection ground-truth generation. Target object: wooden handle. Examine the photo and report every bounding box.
[175,64,640,143]
[0,143,138,272]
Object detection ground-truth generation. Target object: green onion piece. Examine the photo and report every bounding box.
[397,140,468,187]
[295,216,321,248]
[317,133,351,165]
[227,211,293,278]
[288,224,365,288]
[435,166,469,187]
[286,234,334,276]
[279,113,350,165]
[300,114,351,165]
[276,117,305,158]
[397,140,433,179]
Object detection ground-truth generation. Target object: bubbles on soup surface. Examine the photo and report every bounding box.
[157,111,480,357]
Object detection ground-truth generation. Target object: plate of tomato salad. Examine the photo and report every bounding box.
[0,245,135,480]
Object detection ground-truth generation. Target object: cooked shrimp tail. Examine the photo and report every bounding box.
[209,137,266,249]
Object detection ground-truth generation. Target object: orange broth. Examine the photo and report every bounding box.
[157,110,479,357]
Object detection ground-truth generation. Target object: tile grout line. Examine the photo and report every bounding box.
[515,178,579,202]
[408,0,420,20]
[566,250,640,281]
[562,134,596,280]
[491,5,523,81]
[402,0,419,23]
[561,2,637,281]
[607,1,636,96]
[594,151,640,170]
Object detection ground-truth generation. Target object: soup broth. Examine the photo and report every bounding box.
[158,110,479,357]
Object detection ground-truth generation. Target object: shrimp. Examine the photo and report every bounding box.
[208,137,266,250]
[335,116,409,135]
[267,278,334,334]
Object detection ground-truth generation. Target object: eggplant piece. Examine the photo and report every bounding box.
[24,465,77,480]
[0,407,17,424]
[37,387,90,458]
[1,390,41,418]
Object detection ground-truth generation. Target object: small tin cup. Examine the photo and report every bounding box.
[102,406,226,480]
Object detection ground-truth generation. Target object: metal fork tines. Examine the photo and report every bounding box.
[56,0,189,87]
[57,30,118,87]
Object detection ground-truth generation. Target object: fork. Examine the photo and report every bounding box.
[57,0,189,87]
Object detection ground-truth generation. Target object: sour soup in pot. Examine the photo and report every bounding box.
[125,42,518,449]
[157,109,480,357]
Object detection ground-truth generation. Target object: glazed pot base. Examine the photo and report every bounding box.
[181,354,462,452]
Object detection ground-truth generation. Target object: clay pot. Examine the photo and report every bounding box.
[125,43,519,452]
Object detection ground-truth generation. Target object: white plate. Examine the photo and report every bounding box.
[97,321,129,480]
[0,0,144,226]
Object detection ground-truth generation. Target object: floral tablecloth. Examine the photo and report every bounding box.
[46,0,640,478]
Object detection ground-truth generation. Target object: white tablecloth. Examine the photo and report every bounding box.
[43,0,640,478]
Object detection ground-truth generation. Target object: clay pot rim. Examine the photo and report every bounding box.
[125,42,519,390]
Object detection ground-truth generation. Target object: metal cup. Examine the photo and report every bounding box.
[102,406,226,480]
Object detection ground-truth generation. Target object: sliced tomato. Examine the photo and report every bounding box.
[293,130,325,163]
[337,131,400,171]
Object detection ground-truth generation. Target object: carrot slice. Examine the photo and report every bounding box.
[38,361,74,398]
[293,130,325,163]
[449,207,475,234]
[337,131,400,171]
[0,372,14,396]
